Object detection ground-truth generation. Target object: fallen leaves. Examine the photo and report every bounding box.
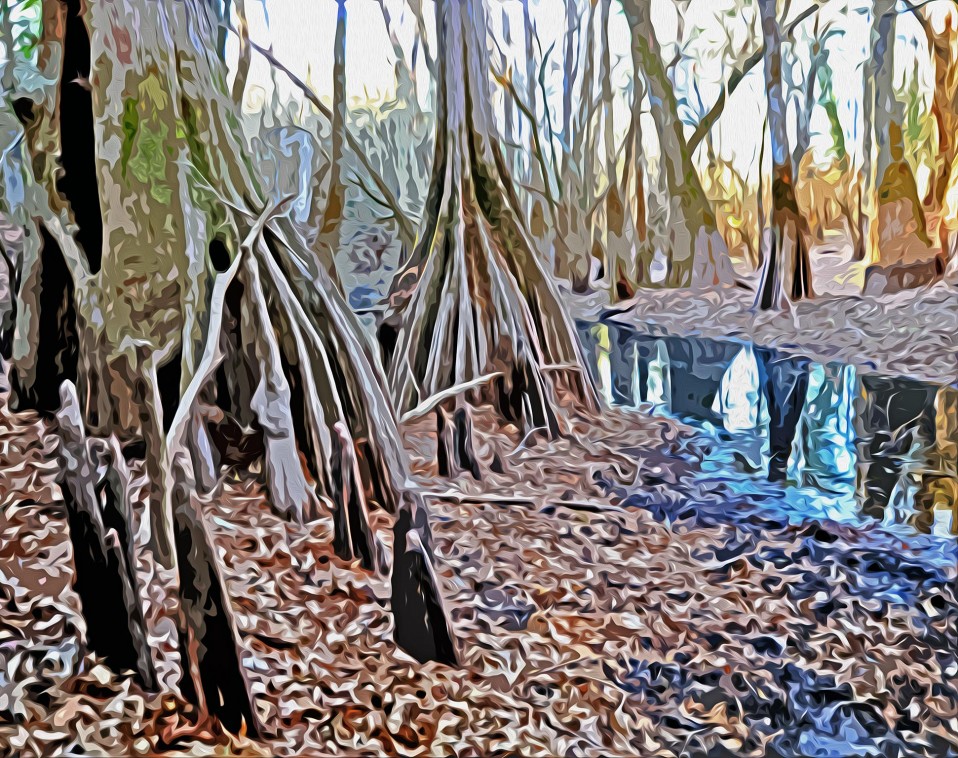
[2,391,957,756]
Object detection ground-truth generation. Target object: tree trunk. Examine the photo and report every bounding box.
[552,1,593,292]
[500,7,516,151]
[606,53,648,301]
[860,0,930,264]
[600,0,631,300]
[231,0,251,106]
[857,5,880,263]
[926,8,958,270]
[621,0,735,289]
[560,0,578,183]
[385,0,598,439]
[756,0,814,310]
[519,0,552,250]
[3,0,84,415]
[5,0,458,733]
[312,0,347,285]
[520,0,537,156]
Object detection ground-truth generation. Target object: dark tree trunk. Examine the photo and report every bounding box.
[756,0,814,310]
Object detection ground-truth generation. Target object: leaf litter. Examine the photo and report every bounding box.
[1,393,956,757]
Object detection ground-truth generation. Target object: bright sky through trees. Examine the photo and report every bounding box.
[230,0,942,194]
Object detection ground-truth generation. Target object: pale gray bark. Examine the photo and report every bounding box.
[621,0,735,288]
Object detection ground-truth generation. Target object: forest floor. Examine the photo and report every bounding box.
[588,276,958,386]
[2,389,958,756]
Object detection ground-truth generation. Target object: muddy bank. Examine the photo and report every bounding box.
[585,279,958,387]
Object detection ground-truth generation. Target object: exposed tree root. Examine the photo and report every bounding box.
[0,0,460,738]
[384,0,597,440]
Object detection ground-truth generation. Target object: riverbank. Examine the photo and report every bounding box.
[585,278,958,387]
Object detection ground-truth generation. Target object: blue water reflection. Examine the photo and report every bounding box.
[582,323,958,543]
[788,362,857,499]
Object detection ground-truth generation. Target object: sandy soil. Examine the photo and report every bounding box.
[586,278,958,387]
[2,395,957,757]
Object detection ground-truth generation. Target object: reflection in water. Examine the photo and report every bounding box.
[788,362,857,498]
[858,377,936,532]
[711,345,767,433]
[921,388,958,535]
[594,325,613,406]
[757,348,809,482]
[585,323,958,538]
[646,339,670,408]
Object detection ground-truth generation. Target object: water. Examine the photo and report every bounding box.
[580,323,958,547]
[579,323,958,757]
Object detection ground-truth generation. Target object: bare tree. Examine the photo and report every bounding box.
[756,0,814,310]
[858,0,930,263]
[622,0,735,289]
[4,0,456,734]
[383,0,599,440]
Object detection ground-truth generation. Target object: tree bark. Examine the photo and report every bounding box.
[312,0,348,285]
[859,0,930,264]
[385,0,598,439]
[621,0,735,289]
[926,7,958,270]
[599,0,632,299]
[605,55,646,300]
[756,0,814,310]
[552,1,594,292]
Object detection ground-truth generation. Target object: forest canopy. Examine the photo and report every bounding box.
[215,0,957,303]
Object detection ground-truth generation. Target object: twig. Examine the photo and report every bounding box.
[400,372,504,424]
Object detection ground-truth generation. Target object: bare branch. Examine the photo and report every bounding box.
[375,0,436,77]
[399,372,504,424]
[687,0,827,154]
[491,66,559,210]
[218,21,417,248]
